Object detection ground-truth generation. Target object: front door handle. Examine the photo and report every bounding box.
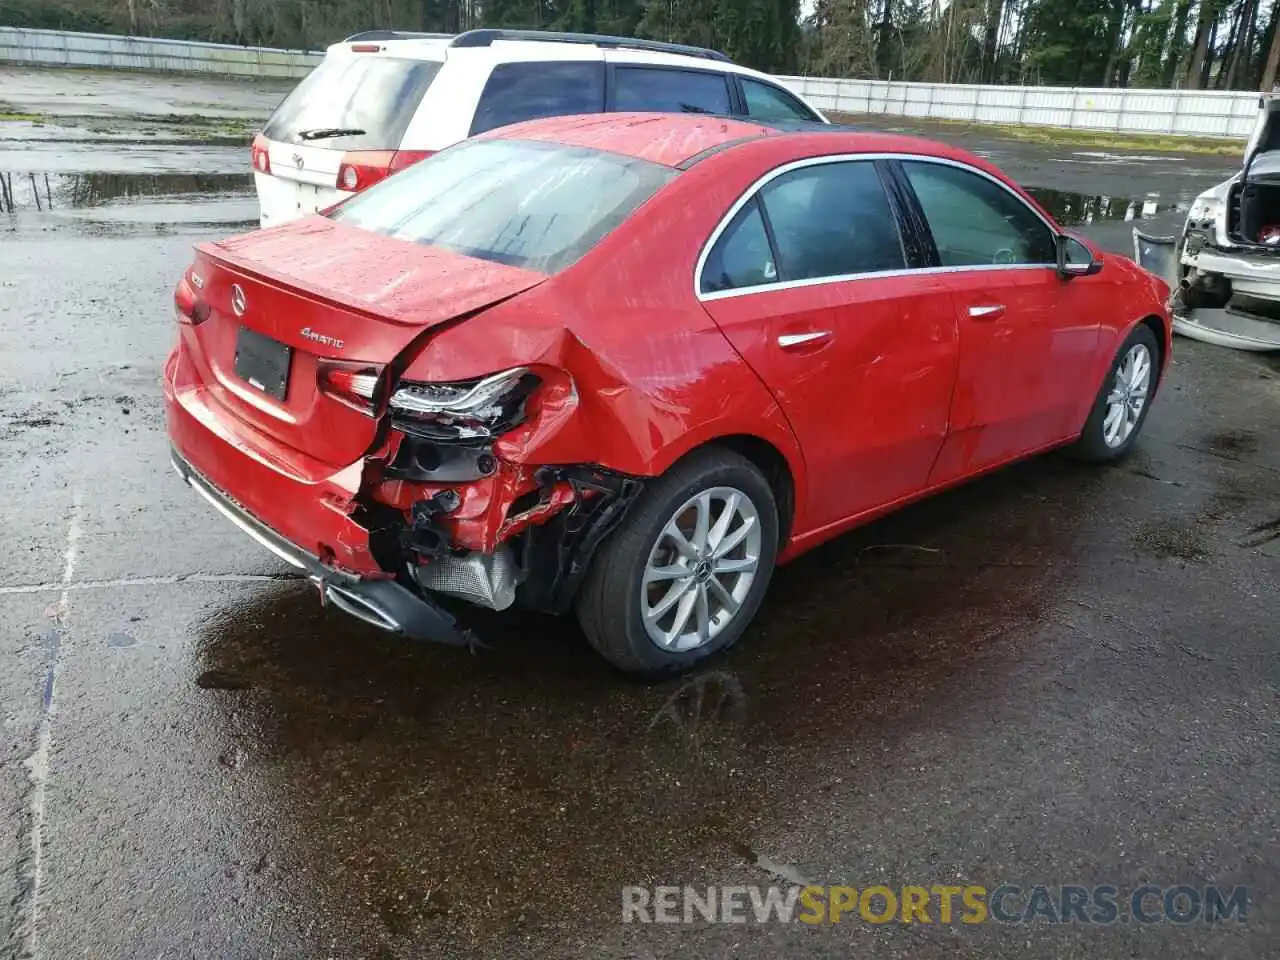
[968,304,1006,320]
[777,331,832,350]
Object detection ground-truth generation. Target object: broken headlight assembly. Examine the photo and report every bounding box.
[388,367,540,441]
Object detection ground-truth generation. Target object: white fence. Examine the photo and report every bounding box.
[780,76,1259,139]
[0,26,320,78]
[0,27,1259,138]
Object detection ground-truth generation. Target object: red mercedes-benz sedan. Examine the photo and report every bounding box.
[164,112,1172,676]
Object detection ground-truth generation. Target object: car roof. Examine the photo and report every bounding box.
[481,112,986,171]
[326,30,722,65]
[322,30,800,85]
[478,113,776,166]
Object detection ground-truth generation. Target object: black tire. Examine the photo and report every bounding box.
[576,447,779,678]
[1074,323,1161,464]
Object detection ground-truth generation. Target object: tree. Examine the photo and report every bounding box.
[806,0,876,78]
[3,0,1279,91]
[1162,0,1193,86]
[1223,0,1260,88]
[1184,0,1219,89]
[1021,0,1117,86]
[1264,0,1280,89]
[978,0,1003,81]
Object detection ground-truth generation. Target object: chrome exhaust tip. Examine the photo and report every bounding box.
[323,582,401,634]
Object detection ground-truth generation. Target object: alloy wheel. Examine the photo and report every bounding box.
[1103,342,1152,448]
[641,486,763,652]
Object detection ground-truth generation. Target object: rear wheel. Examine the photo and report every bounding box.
[1074,324,1160,463]
[576,448,779,677]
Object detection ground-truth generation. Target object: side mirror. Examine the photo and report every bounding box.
[1057,234,1103,278]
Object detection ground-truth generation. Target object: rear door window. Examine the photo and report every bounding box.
[612,67,732,116]
[470,61,606,136]
[329,138,677,275]
[742,79,820,122]
[263,56,440,150]
[759,161,907,280]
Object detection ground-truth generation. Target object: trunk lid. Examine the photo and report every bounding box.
[186,218,546,468]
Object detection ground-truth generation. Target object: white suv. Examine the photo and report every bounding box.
[251,28,829,228]
[1134,95,1280,350]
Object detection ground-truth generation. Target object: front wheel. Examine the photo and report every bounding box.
[1074,323,1160,463]
[576,448,779,677]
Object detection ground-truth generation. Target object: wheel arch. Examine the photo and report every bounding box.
[1138,313,1169,379]
[657,432,800,549]
[1074,312,1169,432]
[706,434,797,547]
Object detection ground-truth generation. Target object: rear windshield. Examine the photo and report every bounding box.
[328,139,677,274]
[263,55,440,149]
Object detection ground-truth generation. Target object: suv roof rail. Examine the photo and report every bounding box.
[343,30,455,42]
[448,28,732,63]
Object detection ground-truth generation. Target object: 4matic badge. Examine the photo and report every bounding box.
[300,327,344,349]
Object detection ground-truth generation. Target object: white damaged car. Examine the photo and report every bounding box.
[1135,95,1280,351]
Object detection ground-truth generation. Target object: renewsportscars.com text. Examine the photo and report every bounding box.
[622,883,1249,926]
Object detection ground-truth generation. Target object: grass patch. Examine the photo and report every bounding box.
[171,120,258,145]
[0,100,43,122]
[829,111,1245,156]
[128,113,259,140]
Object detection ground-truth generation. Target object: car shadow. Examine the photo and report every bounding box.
[192,450,1099,952]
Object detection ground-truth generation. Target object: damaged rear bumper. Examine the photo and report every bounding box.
[1183,246,1280,302]
[171,448,475,648]
[1133,228,1280,352]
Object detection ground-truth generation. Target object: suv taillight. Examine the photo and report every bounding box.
[251,135,271,174]
[336,150,434,193]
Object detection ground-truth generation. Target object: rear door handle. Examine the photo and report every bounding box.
[777,331,832,350]
[968,304,1006,320]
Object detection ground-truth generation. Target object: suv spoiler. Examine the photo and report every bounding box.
[341,28,732,63]
[343,30,454,41]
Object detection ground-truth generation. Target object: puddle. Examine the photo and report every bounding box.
[1024,186,1188,226]
[0,170,257,231]
[1069,151,1184,163]
[195,669,254,691]
[0,171,251,211]
[1203,427,1260,458]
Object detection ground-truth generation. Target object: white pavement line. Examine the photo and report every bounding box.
[0,572,302,596]
[19,490,83,960]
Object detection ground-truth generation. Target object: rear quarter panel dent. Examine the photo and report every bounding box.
[394,144,821,535]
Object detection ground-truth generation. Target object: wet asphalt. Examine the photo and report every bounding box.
[0,68,1277,959]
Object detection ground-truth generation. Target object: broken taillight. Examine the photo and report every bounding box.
[251,135,271,175]
[387,368,540,440]
[318,360,382,413]
[336,150,434,193]
[173,272,207,325]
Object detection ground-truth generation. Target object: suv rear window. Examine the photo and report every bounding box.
[263,56,440,149]
[329,139,676,274]
[470,61,605,135]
